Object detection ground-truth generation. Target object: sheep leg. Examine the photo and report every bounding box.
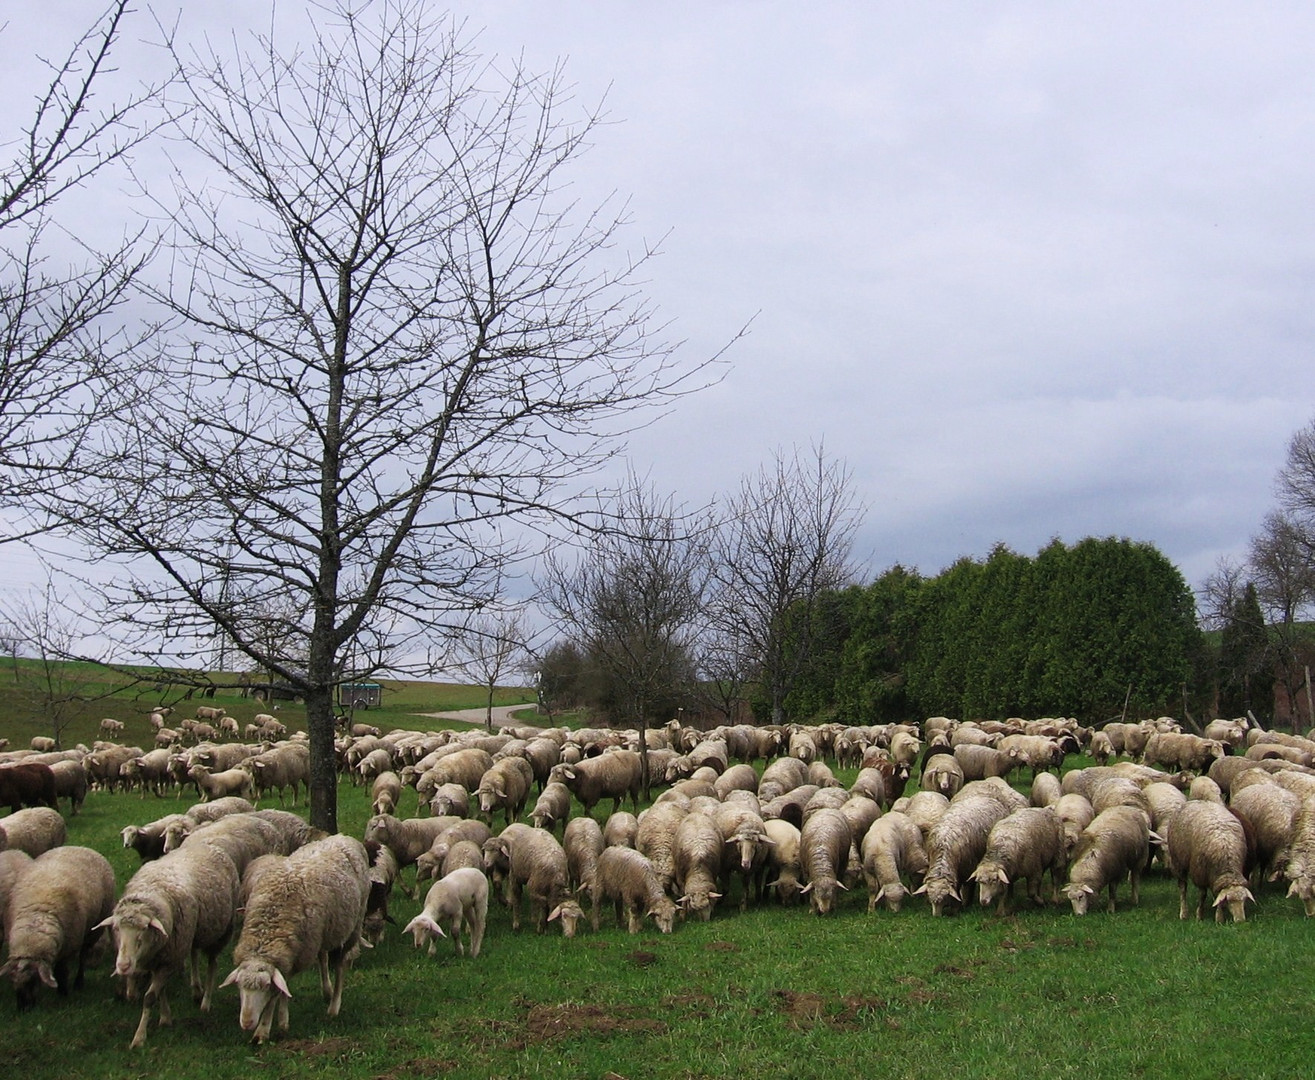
[451,914,464,957]
[198,951,220,1012]
[1106,883,1118,914]
[1196,887,1208,921]
[1129,869,1142,907]
[1177,878,1190,920]
[318,952,333,1002]
[326,950,347,1017]
[469,907,485,958]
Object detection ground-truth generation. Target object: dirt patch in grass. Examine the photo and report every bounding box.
[627,949,659,967]
[770,989,888,1030]
[278,1037,356,1058]
[705,940,739,952]
[523,1003,669,1042]
[373,1057,460,1080]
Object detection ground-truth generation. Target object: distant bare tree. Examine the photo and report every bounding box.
[0,0,162,516]
[41,3,713,831]
[447,607,529,732]
[708,444,863,724]
[539,481,710,796]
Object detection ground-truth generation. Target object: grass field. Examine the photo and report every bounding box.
[2,736,1313,1080]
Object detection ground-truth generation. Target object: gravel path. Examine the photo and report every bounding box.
[416,703,542,727]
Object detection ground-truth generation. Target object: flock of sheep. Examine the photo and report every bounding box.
[2,707,1314,1047]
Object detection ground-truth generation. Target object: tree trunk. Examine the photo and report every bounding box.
[306,684,338,834]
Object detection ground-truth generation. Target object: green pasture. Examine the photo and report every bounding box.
[0,739,1311,1080]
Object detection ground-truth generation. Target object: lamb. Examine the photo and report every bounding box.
[861,811,928,913]
[917,793,1012,916]
[1061,805,1152,915]
[799,807,853,916]
[589,846,678,933]
[371,771,403,817]
[563,815,605,897]
[0,807,67,857]
[219,835,371,1042]
[970,806,1067,914]
[1165,800,1253,922]
[477,756,534,827]
[673,811,725,921]
[0,846,116,1010]
[552,750,643,816]
[98,842,241,1046]
[189,764,255,802]
[530,781,573,833]
[356,748,395,786]
[402,867,489,957]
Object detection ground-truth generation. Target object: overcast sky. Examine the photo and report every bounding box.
[6,1,1315,596]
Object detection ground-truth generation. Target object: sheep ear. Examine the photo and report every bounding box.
[548,906,562,922]
[709,892,723,900]
[874,885,887,902]
[272,969,292,999]
[149,917,168,937]
[37,962,58,989]
[1081,884,1095,896]
[799,883,813,895]
[835,881,848,892]
[996,869,1009,885]
[947,886,961,903]
[0,960,12,979]
[94,916,117,932]
[220,969,240,989]
[912,884,927,895]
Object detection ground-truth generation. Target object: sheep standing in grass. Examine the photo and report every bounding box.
[0,846,115,1010]
[477,757,534,827]
[1230,782,1300,888]
[219,835,371,1043]
[763,819,803,905]
[0,849,35,927]
[402,868,489,958]
[98,843,241,1047]
[1062,806,1152,915]
[553,750,643,816]
[861,812,928,913]
[529,781,572,833]
[485,825,577,935]
[971,806,1066,914]
[371,771,402,817]
[589,846,677,934]
[915,795,1009,916]
[1165,800,1253,922]
[673,812,724,922]
[0,807,67,857]
[799,807,853,916]
[564,816,605,895]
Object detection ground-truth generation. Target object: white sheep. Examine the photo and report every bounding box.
[402,867,489,957]
[98,842,241,1047]
[861,811,928,913]
[219,834,371,1043]
[1230,781,1300,887]
[188,764,255,803]
[1165,799,1253,922]
[1061,805,1151,915]
[0,849,35,927]
[484,824,575,935]
[915,794,1009,916]
[799,807,852,916]
[0,806,67,857]
[970,806,1067,914]
[371,771,403,817]
[529,780,572,833]
[0,846,115,1010]
[564,816,605,895]
[589,846,677,933]
[672,811,724,922]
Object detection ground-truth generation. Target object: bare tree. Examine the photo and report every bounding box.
[41,2,715,831]
[0,1,162,514]
[539,481,710,797]
[446,607,529,732]
[708,444,863,724]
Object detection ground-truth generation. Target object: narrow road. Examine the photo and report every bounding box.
[417,704,542,728]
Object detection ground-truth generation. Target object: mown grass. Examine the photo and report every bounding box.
[2,748,1313,1079]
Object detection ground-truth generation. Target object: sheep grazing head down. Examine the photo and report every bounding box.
[547,900,584,937]
[1062,882,1095,916]
[1213,884,1253,924]
[221,961,292,1043]
[913,878,959,917]
[1287,878,1315,917]
[0,957,58,1011]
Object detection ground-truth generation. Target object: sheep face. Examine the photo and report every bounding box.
[1213,885,1253,923]
[402,912,445,951]
[1063,882,1095,916]
[974,868,1009,910]
[101,913,165,977]
[872,882,910,913]
[0,957,58,1011]
[547,900,583,937]
[917,878,960,917]
[802,878,845,916]
[222,961,291,1043]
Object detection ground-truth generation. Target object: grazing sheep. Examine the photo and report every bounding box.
[1143,732,1227,774]
[636,801,689,892]
[246,744,310,806]
[123,814,191,863]
[602,811,639,849]
[219,835,371,1042]
[1054,794,1096,857]
[1230,782,1301,887]
[920,750,965,799]
[564,816,605,895]
[1165,800,1253,922]
[714,763,760,801]
[48,759,88,814]
[915,794,1010,916]
[762,819,803,905]
[371,771,403,817]
[529,782,573,833]
[98,842,241,1047]
[1029,771,1063,808]
[29,737,57,753]
[589,846,678,934]
[0,849,35,927]
[758,756,810,802]
[1089,730,1116,765]
[1062,806,1151,915]
[0,807,67,857]
[0,846,116,1010]
[1188,776,1224,803]
[903,791,951,846]
[485,825,575,934]
[953,744,1021,783]
[673,812,725,922]
[363,814,462,872]
[414,820,493,888]
[428,783,470,818]
[862,811,928,913]
[799,807,853,916]
[441,839,487,877]
[403,868,489,957]
[971,807,1067,914]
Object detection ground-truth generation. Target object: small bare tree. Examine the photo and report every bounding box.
[708,444,863,724]
[43,2,714,831]
[447,607,529,732]
[539,481,710,797]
